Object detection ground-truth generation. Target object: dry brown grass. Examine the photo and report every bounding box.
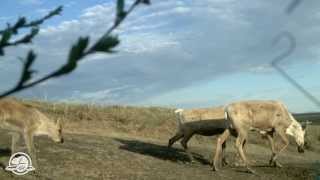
[22,99,177,140]
[0,99,317,179]
[21,99,320,148]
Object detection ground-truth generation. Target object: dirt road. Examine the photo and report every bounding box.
[0,131,318,180]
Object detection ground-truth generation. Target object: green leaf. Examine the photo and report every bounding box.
[55,37,89,76]
[117,0,125,16]
[91,35,120,53]
[17,27,39,44]
[51,6,63,16]
[12,17,26,34]
[69,36,89,61]
[20,50,36,84]
[141,0,151,5]
[115,0,127,25]
[25,51,36,68]
[29,6,63,26]
[0,30,12,45]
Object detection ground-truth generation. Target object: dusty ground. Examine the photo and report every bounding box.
[0,100,318,179]
[0,130,318,180]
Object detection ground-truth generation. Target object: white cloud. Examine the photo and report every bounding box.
[69,85,132,103]
[249,64,274,73]
[37,1,181,60]
[174,7,191,13]
[80,3,114,19]
[40,20,81,35]
[65,1,76,8]
[19,0,42,5]
[36,8,53,16]
[3,0,319,110]
[0,16,13,22]
[120,33,179,54]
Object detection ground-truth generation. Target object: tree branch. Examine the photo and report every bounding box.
[0,6,62,35]
[0,6,62,56]
[0,0,150,99]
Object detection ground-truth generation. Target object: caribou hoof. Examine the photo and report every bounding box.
[187,159,196,164]
[222,161,229,166]
[212,165,220,171]
[269,159,274,166]
[235,161,246,167]
[269,160,282,168]
[222,159,229,166]
[246,167,257,174]
[274,161,282,168]
[209,160,213,166]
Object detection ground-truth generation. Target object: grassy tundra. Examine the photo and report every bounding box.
[0,99,318,179]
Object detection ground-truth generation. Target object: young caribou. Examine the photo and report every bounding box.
[213,100,307,173]
[168,107,229,164]
[0,98,64,169]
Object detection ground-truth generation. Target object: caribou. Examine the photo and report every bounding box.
[168,107,229,164]
[0,98,64,170]
[213,100,307,173]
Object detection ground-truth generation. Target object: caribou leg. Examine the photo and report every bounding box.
[213,129,230,171]
[235,139,254,166]
[269,129,289,167]
[266,133,282,167]
[235,131,256,174]
[180,132,195,163]
[221,141,228,166]
[168,132,184,147]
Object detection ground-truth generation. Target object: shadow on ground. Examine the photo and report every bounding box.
[114,138,211,165]
[0,148,11,169]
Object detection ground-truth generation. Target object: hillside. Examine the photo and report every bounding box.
[293,113,320,125]
[0,100,318,179]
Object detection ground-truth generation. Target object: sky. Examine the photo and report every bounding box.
[0,0,320,113]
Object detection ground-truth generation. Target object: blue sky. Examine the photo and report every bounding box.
[0,0,320,113]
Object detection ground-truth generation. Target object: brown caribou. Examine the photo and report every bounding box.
[213,100,307,173]
[168,107,229,164]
